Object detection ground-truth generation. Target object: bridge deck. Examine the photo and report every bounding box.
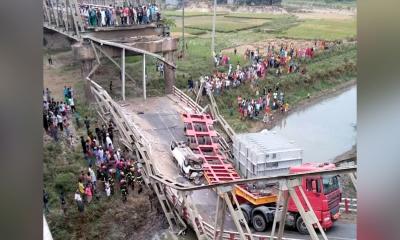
[118,96,187,183]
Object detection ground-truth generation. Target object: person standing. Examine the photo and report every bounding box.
[43,190,50,214]
[63,119,70,139]
[48,55,53,65]
[105,181,111,197]
[84,116,90,134]
[116,7,121,26]
[59,191,67,216]
[74,190,84,213]
[57,113,63,131]
[43,112,49,133]
[101,8,106,27]
[96,8,102,27]
[88,165,97,191]
[85,184,93,204]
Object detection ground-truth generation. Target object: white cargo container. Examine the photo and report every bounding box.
[232,130,303,178]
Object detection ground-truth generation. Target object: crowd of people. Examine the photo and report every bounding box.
[195,41,331,122]
[43,86,145,215]
[80,3,161,28]
[236,87,289,123]
[43,86,75,145]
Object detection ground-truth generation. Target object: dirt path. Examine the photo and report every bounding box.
[43,51,81,97]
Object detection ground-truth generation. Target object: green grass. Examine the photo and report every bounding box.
[279,18,357,40]
[224,13,289,20]
[282,0,356,10]
[164,10,228,17]
[171,27,208,36]
[172,15,270,33]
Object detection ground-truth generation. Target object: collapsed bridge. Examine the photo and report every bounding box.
[43,2,357,239]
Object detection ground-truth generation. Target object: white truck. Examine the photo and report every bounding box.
[170,141,203,184]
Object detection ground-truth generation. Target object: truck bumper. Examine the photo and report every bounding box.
[321,211,334,229]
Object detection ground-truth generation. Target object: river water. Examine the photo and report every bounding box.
[271,86,357,163]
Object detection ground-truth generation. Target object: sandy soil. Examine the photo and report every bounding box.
[43,51,81,98]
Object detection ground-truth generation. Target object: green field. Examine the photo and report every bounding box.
[172,15,270,33]
[224,13,289,19]
[280,18,357,40]
[282,0,356,10]
[164,10,228,17]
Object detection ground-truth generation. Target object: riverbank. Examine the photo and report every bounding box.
[252,78,356,132]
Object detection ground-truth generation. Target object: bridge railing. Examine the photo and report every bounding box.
[207,91,236,141]
[340,198,357,213]
[172,86,205,113]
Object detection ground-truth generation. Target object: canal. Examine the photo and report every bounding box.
[271,85,357,163]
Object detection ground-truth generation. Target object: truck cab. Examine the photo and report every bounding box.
[237,162,342,234]
[287,162,342,234]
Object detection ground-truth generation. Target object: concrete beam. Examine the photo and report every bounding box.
[82,24,163,40]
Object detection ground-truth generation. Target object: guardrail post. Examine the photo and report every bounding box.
[345,198,349,214]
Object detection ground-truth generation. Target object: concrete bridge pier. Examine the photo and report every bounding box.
[72,42,96,103]
[163,51,175,94]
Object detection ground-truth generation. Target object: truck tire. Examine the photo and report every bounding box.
[241,210,250,226]
[296,216,309,235]
[240,204,253,226]
[252,214,267,232]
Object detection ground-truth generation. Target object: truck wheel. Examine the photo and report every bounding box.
[252,214,267,232]
[296,216,309,235]
[241,210,250,225]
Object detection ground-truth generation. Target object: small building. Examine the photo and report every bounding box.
[232,130,302,178]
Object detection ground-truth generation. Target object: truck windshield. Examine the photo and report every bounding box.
[322,175,340,194]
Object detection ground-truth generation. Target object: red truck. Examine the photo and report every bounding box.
[236,162,342,234]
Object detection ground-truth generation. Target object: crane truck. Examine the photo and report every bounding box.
[236,162,342,234]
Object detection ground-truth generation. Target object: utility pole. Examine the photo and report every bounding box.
[182,0,185,56]
[211,0,217,57]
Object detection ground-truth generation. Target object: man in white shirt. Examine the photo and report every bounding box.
[106,133,113,150]
[74,191,84,213]
[88,165,97,190]
[57,113,63,131]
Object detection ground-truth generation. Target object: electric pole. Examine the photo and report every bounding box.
[211,0,217,57]
[182,0,185,56]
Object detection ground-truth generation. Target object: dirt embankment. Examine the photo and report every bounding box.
[44,50,170,240]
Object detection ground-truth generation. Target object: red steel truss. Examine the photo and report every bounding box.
[182,113,240,184]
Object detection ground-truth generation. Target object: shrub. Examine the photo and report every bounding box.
[54,172,76,193]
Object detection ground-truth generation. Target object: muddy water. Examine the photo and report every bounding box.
[271,86,356,163]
